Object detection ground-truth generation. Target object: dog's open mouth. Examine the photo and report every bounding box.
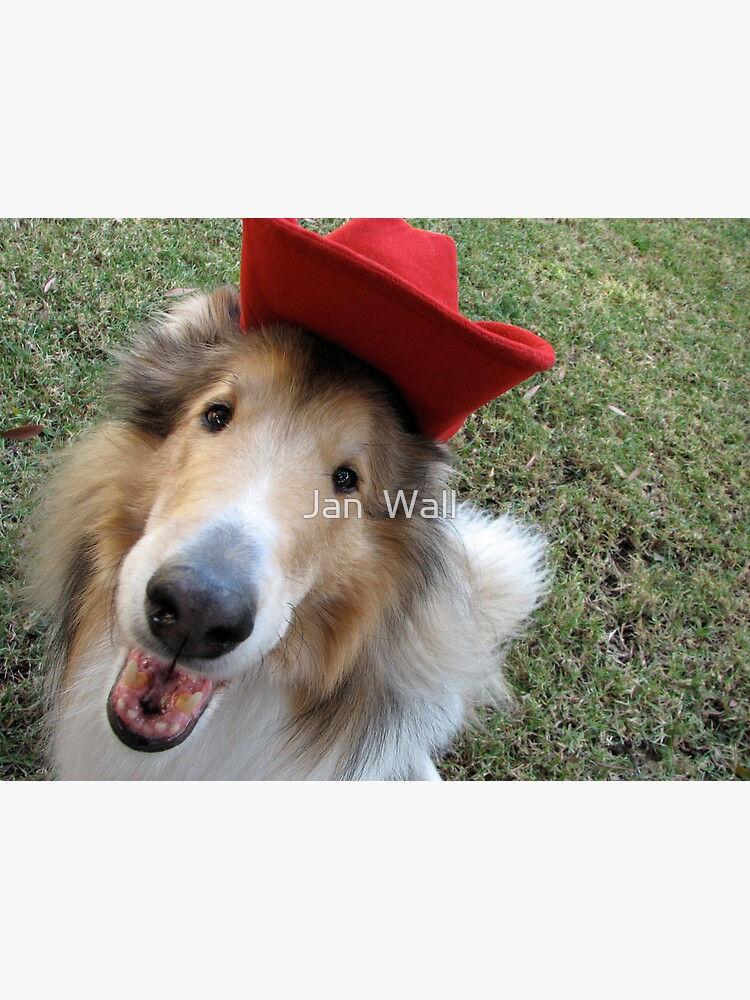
[107,649,214,752]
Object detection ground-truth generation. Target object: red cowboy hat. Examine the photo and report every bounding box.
[239,218,555,441]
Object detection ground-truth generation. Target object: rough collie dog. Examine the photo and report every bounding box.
[30,287,546,780]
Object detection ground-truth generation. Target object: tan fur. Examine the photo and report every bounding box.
[30,428,158,688]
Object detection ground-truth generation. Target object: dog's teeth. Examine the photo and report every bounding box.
[123,658,139,686]
[174,691,203,715]
[123,658,147,689]
[127,709,138,721]
[169,723,181,735]
[117,697,127,712]
[155,722,167,733]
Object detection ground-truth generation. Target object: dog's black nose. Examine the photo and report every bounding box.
[146,559,256,659]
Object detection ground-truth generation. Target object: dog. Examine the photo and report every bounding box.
[29,287,546,779]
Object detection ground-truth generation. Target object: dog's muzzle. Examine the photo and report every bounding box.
[108,524,259,752]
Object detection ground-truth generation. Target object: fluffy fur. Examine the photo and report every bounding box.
[28,287,547,780]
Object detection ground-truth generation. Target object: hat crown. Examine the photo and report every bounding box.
[240,218,555,440]
[325,218,459,311]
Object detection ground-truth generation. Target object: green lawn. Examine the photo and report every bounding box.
[1,218,748,780]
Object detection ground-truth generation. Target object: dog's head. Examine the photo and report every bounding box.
[105,287,450,751]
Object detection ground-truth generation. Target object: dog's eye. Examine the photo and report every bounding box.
[203,404,233,432]
[332,467,358,492]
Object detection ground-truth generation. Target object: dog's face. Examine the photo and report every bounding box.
[105,288,448,751]
[117,315,393,678]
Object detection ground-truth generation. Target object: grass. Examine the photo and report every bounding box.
[1,218,748,780]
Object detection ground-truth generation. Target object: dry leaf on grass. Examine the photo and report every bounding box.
[523,384,541,400]
[2,424,44,442]
[607,404,629,417]
[43,277,56,293]
[164,287,199,298]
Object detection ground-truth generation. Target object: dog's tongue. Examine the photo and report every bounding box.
[107,649,213,752]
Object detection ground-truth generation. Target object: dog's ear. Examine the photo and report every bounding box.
[157,285,241,341]
[215,285,241,324]
[229,293,241,324]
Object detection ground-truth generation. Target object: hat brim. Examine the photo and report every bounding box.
[240,219,555,441]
